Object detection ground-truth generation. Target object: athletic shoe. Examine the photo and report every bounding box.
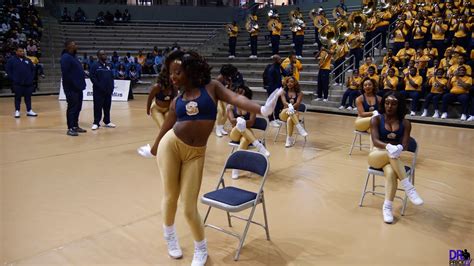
[441,112,448,119]
[92,124,99,130]
[164,232,183,259]
[104,123,116,128]
[67,129,79,136]
[383,205,393,224]
[405,187,424,205]
[14,110,20,118]
[74,127,87,133]
[26,110,38,117]
[460,114,467,121]
[191,241,208,266]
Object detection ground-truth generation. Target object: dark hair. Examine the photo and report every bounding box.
[64,39,74,48]
[156,66,170,89]
[165,50,211,88]
[219,64,237,78]
[361,77,378,94]
[235,84,253,99]
[380,91,407,120]
[283,76,301,94]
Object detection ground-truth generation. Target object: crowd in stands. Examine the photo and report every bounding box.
[337,1,473,121]
[0,1,44,91]
[61,7,131,25]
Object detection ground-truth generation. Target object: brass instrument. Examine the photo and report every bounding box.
[225,23,233,34]
[378,0,391,10]
[348,11,367,31]
[268,9,279,19]
[289,9,303,20]
[335,19,352,40]
[363,0,377,16]
[267,19,276,31]
[309,7,324,20]
[318,24,337,63]
[245,15,259,33]
[332,6,347,20]
[290,18,305,32]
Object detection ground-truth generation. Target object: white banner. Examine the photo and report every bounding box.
[59,79,130,102]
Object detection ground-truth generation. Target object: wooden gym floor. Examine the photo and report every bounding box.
[1,95,473,265]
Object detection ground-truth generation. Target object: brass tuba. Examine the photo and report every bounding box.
[289,9,303,20]
[363,0,377,16]
[335,19,352,40]
[290,18,305,32]
[378,0,391,10]
[349,11,367,31]
[245,15,259,33]
[332,6,347,20]
[319,24,338,47]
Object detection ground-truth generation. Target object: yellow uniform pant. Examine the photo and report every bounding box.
[279,109,300,137]
[216,100,227,126]
[157,129,206,242]
[229,127,257,149]
[354,116,371,132]
[368,147,408,201]
[150,101,169,129]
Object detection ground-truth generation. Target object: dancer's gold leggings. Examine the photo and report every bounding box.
[354,116,371,132]
[216,100,227,126]
[157,130,206,241]
[229,127,257,149]
[279,109,300,136]
[150,101,169,129]
[368,147,408,201]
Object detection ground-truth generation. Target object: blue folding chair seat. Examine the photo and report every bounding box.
[202,187,258,212]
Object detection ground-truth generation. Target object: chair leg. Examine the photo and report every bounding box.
[261,195,271,241]
[349,133,358,155]
[227,211,233,227]
[359,173,371,207]
[401,194,408,216]
[204,206,212,224]
[234,206,258,261]
[273,125,281,143]
[371,174,375,195]
[358,134,362,151]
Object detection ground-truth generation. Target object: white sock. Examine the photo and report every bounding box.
[401,178,414,191]
[194,239,207,249]
[163,224,176,236]
[383,200,393,209]
[252,140,260,146]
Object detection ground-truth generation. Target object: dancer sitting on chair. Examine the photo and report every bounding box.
[354,78,381,132]
[227,84,269,179]
[215,64,238,137]
[137,50,283,266]
[146,67,178,129]
[368,91,423,224]
[278,76,308,147]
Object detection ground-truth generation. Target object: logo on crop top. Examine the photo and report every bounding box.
[449,249,471,265]
[164,96,171,101]
[186,101,199,116]
[387,133,397,139]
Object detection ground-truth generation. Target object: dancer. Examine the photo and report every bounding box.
[146,67,178,128]
[354,78,381,132]
[215,64,238,137]
[279,77,308,147]
[137,51,282,266]
[369,91,423,224]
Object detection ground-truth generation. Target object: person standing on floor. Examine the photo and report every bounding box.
[90,50,116,130]
[60,40,87,136]
[5,46,37,118]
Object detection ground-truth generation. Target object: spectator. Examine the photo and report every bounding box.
[127,64,139,100]
[61,7,72,22]
[171,42,180,51]
[82,63,90,78]
[95,12,105,26]
[26,51,45,78]
[115,64,127,79]
[125,52,135,63]
[114,10,122,22]
[26,39,38,56]
[136,50,146,66]
[143,53,155,74]
[78,52,88,64]
[74,7,86,22]
[122,9,131,22]
[153,50,163,74]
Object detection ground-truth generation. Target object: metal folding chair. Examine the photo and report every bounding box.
[349,130,371,155]
[273,102,307,146]
[228,117,268,153]
[359,137,418,215]
[201,150,270,261]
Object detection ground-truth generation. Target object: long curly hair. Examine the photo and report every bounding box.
[164,50,211,88]
[360,77,378,94]
[283,76,301,94]
[379,91,407,120]
[156,66,170,89]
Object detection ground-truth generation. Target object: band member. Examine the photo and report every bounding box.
[270,17,282,56]
[421,68,448,118]
[348,27,364,69]
[227,21,238,59]
[333,38,349,85]
[339,69,362,110]
[315,46,333,101]
[313,10,328,48]
[248,11,259,59]
[441,66,472,120]
[294,18,305,59]
[281,52,303,81]
[430,16,448,57]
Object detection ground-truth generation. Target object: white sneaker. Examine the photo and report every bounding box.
[460,114,467,121]
[432,110,439,118]
[268,43,272,47]
[14,110,20,118]
[421,109,427,117]
[405,187,424,205]
[256,142,270,157]
[91,124,99,130]
[410,111,416,116]
[323,99,328,102]
[270,120,281,128]
[383,205,394,224]
[219,127,228,136]
[26,110,38,117]
[104,123,116,128]
[338,105,344,110]
[296,123,308,137]
[468,116,474,122]
[441,112,448,119]
[346,106,353,110]
[315,98,322,101]
[228,55,233,59]
[249,55,253,58]
[231,169,240,179]
[285,136,294,148]
[290,43,295,47]
[164,232,183,259]
[215,126,223,137]
[191,240,208,266]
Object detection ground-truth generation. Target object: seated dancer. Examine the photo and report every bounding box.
[354,78,381,132]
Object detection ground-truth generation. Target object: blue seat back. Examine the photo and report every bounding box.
[298,103,307,112]
[407,137,417,153]
[225,150,268,177]
[251,117,268,131]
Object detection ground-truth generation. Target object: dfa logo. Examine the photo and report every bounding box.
[450,249,471,265]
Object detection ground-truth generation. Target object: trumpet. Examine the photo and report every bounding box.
[245,15,259,33]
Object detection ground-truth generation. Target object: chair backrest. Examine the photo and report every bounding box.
[298,103,307,113]
[251,117,268,131]
[225,150,269,177]
[407,137,417,153]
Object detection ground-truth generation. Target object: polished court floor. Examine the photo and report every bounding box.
[1,95,473,265]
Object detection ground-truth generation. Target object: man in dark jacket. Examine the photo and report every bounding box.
[6,46,37,118]
[90,50,116,130]
[60,40,87,136]
[264,54,288,126]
